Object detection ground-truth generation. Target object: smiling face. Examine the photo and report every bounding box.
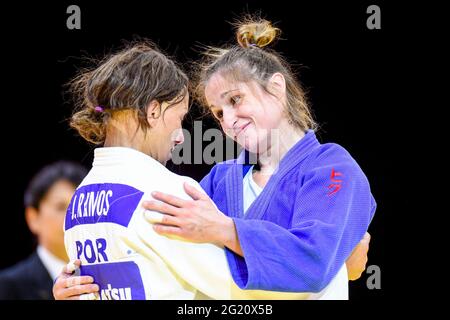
[204,73,286,154]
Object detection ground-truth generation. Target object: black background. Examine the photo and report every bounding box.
[0,0,423,302]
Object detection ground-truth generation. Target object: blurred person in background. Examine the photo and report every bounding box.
[0,161,87,300]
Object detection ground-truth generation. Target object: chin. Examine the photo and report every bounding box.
[156,155,169,166]
[163,154,172,165]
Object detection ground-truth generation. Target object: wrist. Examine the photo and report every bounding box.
[217,216,236,248]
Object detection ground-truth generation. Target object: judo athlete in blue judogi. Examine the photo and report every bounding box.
[144,17,376,296]
[198,130,376,292]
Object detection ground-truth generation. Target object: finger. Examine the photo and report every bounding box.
[159,214,182,227]
[354,241,369,255]
[348,270,364,281]
[65,296,85,300]
[79,292,100,300]
[65,276,95,287]
[183,182,207,201]
[146,211,181,227]
[143,200,179,216]
[64,259,81,274]
[144,210,165,223]
[360,233,371,246]
[54,276,68,291]
[150,191,188,208]
[56,273,71,282]
[64,284,100,297]
[153,224,183,236]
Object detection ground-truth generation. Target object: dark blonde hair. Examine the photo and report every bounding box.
[195,16,316,131]
[69,41,189,144]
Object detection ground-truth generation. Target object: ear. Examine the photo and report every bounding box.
[268,72,287,101]
[146,100,162,128]
[25,207,40,235]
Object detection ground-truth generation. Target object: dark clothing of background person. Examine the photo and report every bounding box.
[0,252,53,300]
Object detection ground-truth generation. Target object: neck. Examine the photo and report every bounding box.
[104,130,139,149]
[40,245,69,263]
[103,110,147,153]
[54,249,69,263]
[256,121,305,175]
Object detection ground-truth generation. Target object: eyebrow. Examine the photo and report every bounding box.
[220,89,239,99]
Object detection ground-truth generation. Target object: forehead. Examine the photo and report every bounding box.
[206,73,234,90]
[180,94,189,110]
[205,74,245,102]
[42,180,75,201]
[205,73,265,106]
[169,92,189,109]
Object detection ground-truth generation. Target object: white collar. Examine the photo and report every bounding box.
[36,245,66,281]
[245,165,263,194]
[93,147,166,170]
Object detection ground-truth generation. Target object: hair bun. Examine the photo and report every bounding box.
[236,19,280,48]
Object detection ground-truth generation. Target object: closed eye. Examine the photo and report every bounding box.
[230,95,241,106]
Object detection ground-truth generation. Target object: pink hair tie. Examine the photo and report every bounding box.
[94,106,104,113]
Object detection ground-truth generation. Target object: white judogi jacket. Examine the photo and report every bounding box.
[64,147,347,300]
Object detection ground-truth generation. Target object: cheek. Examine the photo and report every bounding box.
[43,209,65,231]
[220,125,237,142]
[167,115,181,134]
[253,107,273,126]
[254,99,283,125]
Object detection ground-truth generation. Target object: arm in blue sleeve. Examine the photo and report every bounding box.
[226,161,376,293]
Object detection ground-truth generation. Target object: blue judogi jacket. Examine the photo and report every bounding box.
[200,130,376,292]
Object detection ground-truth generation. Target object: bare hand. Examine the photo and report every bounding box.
[52,259,100,300]
[346,232,371,281]
[143,182,233,246]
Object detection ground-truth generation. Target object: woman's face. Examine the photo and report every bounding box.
[204,73,285,154]
[146,94,189,165]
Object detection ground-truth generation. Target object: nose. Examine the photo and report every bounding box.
[173,128,185,145]
[222,107,237,131]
